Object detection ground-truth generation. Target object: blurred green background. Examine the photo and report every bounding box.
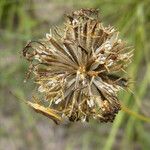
[0,0,150,150]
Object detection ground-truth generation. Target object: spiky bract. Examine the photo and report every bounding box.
[23,9,133,123]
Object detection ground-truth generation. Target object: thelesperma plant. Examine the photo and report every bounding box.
[23,9,133,124]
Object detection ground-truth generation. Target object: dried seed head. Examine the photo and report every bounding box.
[23,9,133,123]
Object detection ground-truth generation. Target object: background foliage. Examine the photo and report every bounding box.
[0,0,150,150]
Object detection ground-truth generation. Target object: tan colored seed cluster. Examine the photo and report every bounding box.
[23,9,133,123]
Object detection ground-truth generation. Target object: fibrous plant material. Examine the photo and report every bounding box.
[23,9,133,124]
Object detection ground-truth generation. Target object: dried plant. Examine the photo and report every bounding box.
[23,9,133,123]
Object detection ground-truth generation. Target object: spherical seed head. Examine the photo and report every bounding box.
[23,9,133,123]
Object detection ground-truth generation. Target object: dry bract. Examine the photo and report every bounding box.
[23,9,133,123]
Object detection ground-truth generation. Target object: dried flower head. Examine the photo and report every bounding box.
[23,9,133,123]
